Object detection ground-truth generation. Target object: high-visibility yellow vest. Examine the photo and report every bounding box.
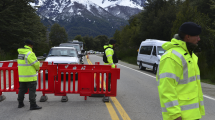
[156,38,205,120]
[103,44,115,68]
[17,45,40,82]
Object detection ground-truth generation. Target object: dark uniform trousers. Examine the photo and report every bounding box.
[18,81,37,105]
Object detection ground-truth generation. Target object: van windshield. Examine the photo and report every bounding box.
[157,46,166,55]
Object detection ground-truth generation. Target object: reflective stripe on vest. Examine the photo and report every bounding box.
[107,55,112,57]
[157,73,197,86]
[19,74,37,77]
[164,100,179,108]
[161,102,199,112]
[172,50,189,84]
[25,52,31,64]
[18,60,38,66]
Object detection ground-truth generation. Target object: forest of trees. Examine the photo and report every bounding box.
[0,0,49,58]
[113,0,215,82]
[73,35,110,52]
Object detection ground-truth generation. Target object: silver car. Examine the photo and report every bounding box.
[44,47,80,80]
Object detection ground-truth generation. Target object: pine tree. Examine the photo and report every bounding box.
[74,35,84,42]
[49,23,68,47]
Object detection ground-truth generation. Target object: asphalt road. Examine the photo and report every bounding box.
[0,55,215,120]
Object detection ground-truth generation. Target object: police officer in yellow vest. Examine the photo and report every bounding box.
[103,39,117,68]
[17,40,42,110]
[156,22,205,120]
[103,39,118,92]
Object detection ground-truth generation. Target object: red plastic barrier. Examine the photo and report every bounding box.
[36,62,57,96]
[0,61,19,95]
[0,61,57,94]
[0,61,120,102]
[55,64,120,100]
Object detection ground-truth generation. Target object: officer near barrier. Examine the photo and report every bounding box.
[17,40,42,110]
[156,22,205,120]
[103,39,118,91]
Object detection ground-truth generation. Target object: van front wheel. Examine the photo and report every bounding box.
[153,64,158,74]
[139,62,146,70]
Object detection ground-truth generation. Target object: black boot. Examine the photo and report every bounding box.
[18,102,24,108]
[30,104,42,110]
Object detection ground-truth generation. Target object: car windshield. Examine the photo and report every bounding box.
[72,45,80,51]
[59,44,80,51]
[157,46,166,55]
[48,48,77,57]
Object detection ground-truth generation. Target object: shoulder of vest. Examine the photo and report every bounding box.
[18,47,28,50]
[106,48,113,50]
[161,48,184,63]
[105,47,113,51]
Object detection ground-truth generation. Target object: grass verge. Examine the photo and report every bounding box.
[201,79,215,85]
[120,56,137,65]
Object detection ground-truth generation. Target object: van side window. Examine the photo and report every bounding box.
[140,46,153,55]
[152,46,156,56]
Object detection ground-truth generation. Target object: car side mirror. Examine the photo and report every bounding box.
[43,53,47,57]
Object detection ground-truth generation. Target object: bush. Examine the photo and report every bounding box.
[116,48,137,65]
[0,48,16,61]
[116,49,137,60]
[197,52,215,83]
[121,57,137,65]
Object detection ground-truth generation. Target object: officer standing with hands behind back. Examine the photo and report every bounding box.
[156,22,205,120]
[17,40,42,110]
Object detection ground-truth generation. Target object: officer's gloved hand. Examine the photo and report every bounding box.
[111,64,115,68]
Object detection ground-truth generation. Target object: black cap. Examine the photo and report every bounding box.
[179,22,201,36]
[25,40,34,45]
[109,39,116,44]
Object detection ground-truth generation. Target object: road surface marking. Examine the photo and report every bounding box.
[87,56,132,120]
[86,56,120,120]
[111,97,131,120]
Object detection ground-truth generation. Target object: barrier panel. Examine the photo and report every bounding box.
[0,62,19,97]
[55,64,120,101]
[0,61,57,102]
[0,61,120,102]
[36,62,57,101]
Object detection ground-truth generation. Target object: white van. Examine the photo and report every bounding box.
[137,39,167,74]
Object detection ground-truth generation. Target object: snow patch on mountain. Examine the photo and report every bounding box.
[93,0,143,9]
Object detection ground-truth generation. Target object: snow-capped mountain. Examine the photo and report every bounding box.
[30,0,144,38]
[36,0,117,21]
[31,0,144,20]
